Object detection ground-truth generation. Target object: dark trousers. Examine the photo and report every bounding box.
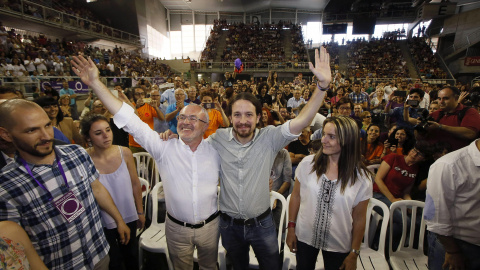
[296,241,349,270]
[103,221,139,270]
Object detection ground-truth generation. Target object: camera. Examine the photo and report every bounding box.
[414,108,434,133]
[406,100,419,107]
[203,103,215,109]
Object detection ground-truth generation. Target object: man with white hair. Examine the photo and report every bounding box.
[71,55,221,270]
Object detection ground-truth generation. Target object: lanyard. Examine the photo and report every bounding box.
[20,154,70,201]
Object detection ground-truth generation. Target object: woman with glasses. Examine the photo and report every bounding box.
[287,116,373,270]
[199,91,229,138]
[373,140,431,249]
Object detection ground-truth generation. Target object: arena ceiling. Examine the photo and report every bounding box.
[158,0,329,12]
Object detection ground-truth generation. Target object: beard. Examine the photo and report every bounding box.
[233,123,255,138]
[14,138,54,158]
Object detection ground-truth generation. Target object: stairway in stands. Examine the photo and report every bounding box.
[283,29,293,61]
[337,45,349,75]
[214,30,228,64]
[398,40,420,79]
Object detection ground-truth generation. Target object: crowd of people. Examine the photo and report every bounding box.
[408,36,448,80]
[201,20,308,69]
[346,38,409,79]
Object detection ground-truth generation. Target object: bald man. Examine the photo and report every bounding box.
[71,55,221,270]
[0,99,129,270]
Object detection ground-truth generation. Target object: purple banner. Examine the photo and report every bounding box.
[41,81,90,94]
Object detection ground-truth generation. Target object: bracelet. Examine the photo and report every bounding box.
[288,220,296,223]
[287,222,296,228]
[316,82,329,92]
[137,212,144,215]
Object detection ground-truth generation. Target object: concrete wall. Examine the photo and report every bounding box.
[135,0,168,58]
[442,8,480,47]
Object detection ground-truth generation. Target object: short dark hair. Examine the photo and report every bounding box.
[227,92,262,116]
[353,81,361,86]
[409,88,425,98]
[0,86,16,95]
[442,86,460,97]
[336,97,354,110]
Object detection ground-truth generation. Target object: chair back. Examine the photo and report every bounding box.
[389,200,426,255]
[149,182,163,226]
[363,198,390,254]
[137,177,150,236]
[270,191,287,252]
[133,152,160,186]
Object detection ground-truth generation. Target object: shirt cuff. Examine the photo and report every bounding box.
[282,120,301,139]
[113,102,135,129]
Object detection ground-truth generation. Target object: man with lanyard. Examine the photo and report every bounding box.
[71,55,221,270]
[0,99,130,270]
[161,76,184,106]
[207,48,331,269]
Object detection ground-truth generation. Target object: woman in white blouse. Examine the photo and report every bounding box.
[286,116,373,270]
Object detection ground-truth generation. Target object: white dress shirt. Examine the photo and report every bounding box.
[114,102,221,224]
[425,140,480,246]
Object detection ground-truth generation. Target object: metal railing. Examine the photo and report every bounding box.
[192,61,311,72]
[442,28,480,56]
[0,0,141,45]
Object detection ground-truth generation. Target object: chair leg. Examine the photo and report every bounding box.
[139,246,144,270]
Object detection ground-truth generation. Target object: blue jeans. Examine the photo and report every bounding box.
[220,212,280,270]
[428,231,480,270]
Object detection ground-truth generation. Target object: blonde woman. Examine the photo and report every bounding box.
[287,116,373,270]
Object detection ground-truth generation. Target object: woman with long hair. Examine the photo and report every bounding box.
[362,123,384,165]
[80,114,145,270]
[382,127,415,157]
[287,116,373,270]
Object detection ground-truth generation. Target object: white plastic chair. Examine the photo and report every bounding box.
[388,200,428,270]
[218,191,287,270]
[138,182,172,270]
[282,194,325,270]
[358,198,390,270]
[133,152,160,187]
[136,177,150,237]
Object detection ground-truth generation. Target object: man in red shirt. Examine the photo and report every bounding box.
[426,86,480,151]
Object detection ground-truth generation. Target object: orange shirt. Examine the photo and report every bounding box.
[365,143,384,161]
[203,109,224,139]
[129,104,158,148]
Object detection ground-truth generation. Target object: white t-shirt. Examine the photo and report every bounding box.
[295,155,372,253]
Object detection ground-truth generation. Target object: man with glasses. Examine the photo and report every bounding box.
[165,89,189,134]
[71,55,222,270]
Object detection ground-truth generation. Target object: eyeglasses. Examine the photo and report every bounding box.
[364,115,371,118]
[177,114,207,124]
[411,148,425,158]
[338,106,351,111]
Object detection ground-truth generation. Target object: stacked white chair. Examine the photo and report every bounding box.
[136,177,150,237]
[388,200,428,270]
[133,152,160,187]
[138,182,172,270]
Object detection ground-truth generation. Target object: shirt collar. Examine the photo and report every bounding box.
[468,139,480,167]
[228,127,258,146]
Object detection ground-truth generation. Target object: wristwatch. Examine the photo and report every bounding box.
[351,249,360,255]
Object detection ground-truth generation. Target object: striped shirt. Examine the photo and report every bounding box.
[0,145,108,270]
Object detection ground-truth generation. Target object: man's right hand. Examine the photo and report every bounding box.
[71,55,100,87]
[286,229,298,253]
[159,129,178,141]
[177,101,185,110]
[443,252,466,270]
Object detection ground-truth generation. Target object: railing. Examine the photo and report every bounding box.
[354,77,456,86]
[192,61,311,72]
[442,28,480,56]
[0,0,141,45]
[324,9,416,23]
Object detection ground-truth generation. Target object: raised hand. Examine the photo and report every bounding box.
[308,47,332,89]
[71,55,99,86]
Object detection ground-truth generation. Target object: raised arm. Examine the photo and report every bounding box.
[290,47,331,134]
[71,55,122,114]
